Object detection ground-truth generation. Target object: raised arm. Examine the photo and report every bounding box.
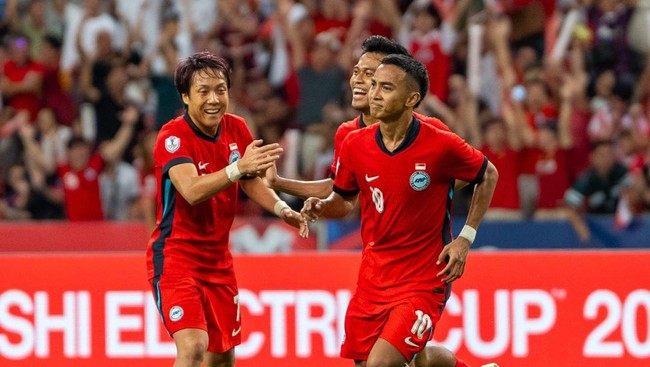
[264,163,334,199]
[169,140,282,206]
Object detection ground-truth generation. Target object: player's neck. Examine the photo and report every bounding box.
[362,112,379,126]
[379,112,413,151]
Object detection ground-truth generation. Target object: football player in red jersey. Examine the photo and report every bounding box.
[266,35,484,367]
[145,52,307,367]
[301,55,498,367]
[265,35,460,199]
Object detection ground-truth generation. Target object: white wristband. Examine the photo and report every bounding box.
[225,162,242,182]
[459,225,477,244]
[274,200,290,217]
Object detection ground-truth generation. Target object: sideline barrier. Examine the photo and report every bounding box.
[1,251,649,366]
[0,218,317,253]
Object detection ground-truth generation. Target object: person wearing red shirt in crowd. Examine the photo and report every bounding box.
[400,1,462,102]
[145,52,306,367]
[1,34,44,122]
[266,36,492,367]
[479,116,522,217]
[57,106,137,221]
[518,79,558,217]
[301,55,498,367]
[534,78,576,217]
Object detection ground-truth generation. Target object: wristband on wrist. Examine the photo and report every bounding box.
[459,225,477,244]
[274,200,290,217]
[225,162,242,182]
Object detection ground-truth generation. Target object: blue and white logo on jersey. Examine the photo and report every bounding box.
[410,171,430,191]
[169,306,184,322]
[165,135,180,153]
[229,150,241,164]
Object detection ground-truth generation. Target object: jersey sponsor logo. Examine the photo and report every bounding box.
[415,163,426,170]
[169,306,184,322]
[232,326,242,337]
[165,136,180,153]
[229,143,238,151]
[404,336,419,348]
[229,150,241,164]
[410,171,430,191]
[365,174,379,182]
[198,161,209,171]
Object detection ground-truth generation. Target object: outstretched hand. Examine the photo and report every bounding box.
[238,140,283,176]
[279,207,309,238]
[300,197,324,223]
[436,237,471,283]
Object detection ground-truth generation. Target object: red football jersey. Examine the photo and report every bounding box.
[330,113,450,178]
[58,154,105,221]
[146,113,254,283]
[333,118,487,301]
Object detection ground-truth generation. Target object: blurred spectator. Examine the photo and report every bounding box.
[100,159,140,221]
[0,164,33,220]
[16,0,48,62]
[533,76,576,218]
[283,14,348,176]
[131,129,157,231]
[399,0,464,102]
[61,0,120,72]
[586,0,639,78]
[55,106,136,221]
[41,34,77,126]
[1,34,44,122]
[564,140,631,242]
[147,7,187,129]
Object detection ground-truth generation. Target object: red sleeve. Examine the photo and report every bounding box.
[332,132,360,197]
[441,130,488,184]
[155,126,193,174]
[330,124,352,179]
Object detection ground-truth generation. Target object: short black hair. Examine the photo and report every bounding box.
[174,51,231,102]
[361,35,410,58]
[380,54,429,108]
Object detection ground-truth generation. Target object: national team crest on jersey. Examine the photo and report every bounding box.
[169,306,184,321]
[410,171,430,191]
[165,136,180,153]
[229,150,241,164]
[229,143,241,163]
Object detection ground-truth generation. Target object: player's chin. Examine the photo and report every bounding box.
[351,100,368,111]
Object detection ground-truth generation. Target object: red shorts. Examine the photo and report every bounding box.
[340,292,446,362]
[150,274,241,353]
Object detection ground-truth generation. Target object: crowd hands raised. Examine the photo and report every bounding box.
[1,0,649,241]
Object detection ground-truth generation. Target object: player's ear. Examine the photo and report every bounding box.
[405,91,421,108]
[181,93,190,106]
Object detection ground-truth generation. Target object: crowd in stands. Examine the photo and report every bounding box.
[1,0,649,241]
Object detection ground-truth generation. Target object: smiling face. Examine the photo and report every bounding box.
[349,52,385,113]
[368,64,419,123]
[181,68,229,136]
